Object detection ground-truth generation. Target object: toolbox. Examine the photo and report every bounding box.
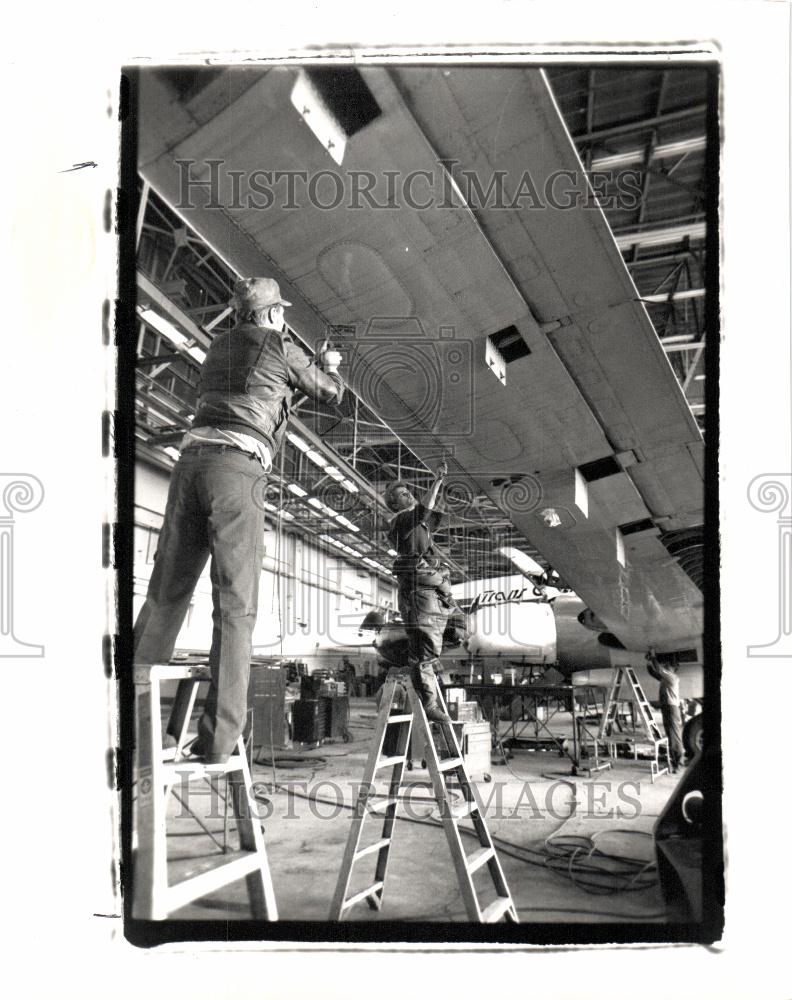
[292,699,326,744]
[323,694,350,741]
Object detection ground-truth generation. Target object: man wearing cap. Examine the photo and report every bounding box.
[384,464,455,722]
[134,277,343,764]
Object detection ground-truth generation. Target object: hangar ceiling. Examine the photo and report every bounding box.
[133,63,710,587]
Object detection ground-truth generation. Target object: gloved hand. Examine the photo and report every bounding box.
[321,348,342,373]
[317,340,341,372]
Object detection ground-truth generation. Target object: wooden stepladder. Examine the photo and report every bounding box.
[330,668,518,923]
[598,665,669,780]
[133,663,278,920]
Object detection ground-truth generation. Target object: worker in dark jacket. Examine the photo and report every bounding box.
[646,649,684,772]
[384,463,454,721]
[134,277,343,764]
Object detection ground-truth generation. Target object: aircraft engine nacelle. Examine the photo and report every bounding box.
[466,599,557,661]
[466,592,614,673]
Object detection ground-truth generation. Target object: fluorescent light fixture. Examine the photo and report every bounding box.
[286,432,310,453]
[660,334,695,345]
[341,479,359,494]
[306,449,328,469]
[308,497,323,510]
[288,483,307,497]
[280,510,295,522]
[138,307,188,347]
[262,501,278,512]
[694,374,705,381]
[325,466,344,481]
[163,446,181,461]
[387,549,397,557]
[348,548,362,558]
[336,516,360,533]
[187,345,206,364]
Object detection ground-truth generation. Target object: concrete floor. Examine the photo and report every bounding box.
[161,697,688,924]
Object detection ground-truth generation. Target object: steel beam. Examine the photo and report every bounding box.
[137,271,212,349]
[590,136,706,171]
[572,104,707,145]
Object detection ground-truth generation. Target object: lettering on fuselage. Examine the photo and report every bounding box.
[468,588,535,614]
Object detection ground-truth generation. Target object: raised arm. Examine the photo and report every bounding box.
[645,649,663,683]
[285,338,344,405]
[423,461,448,511]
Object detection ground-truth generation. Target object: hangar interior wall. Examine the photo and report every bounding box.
[133,459,397,666]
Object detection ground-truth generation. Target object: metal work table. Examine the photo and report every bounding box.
[458,683,605,774]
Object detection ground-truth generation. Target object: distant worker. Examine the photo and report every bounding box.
[341,656,358,697]
[383,463,454,722]
[134,277,344,764]
[646,649,684,773]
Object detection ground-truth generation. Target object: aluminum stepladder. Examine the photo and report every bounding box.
[597,665,669,781]
[133,662,278,920]
[330,668,519,923]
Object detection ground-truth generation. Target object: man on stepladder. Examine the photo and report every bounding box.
[134,277,344,764]
[384,463,455,722]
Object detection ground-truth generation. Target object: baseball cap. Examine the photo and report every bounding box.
[232,277,292,311]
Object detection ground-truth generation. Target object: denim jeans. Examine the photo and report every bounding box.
[397,583,449,704]
[134,445,267,757]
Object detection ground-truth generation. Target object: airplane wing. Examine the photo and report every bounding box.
[137,65,704,653]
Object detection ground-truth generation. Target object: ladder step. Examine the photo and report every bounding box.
[386,714,413,724]
[438,757,464,773]
[376,755,407,769]
[466,846,495,874]
[166,852,263,914]
[354,838,391,860]
[481,896,513,923]
[164,755,244,776]
[341,881,384,911]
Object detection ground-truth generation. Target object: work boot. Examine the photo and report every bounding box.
[411,660,450,722]
[423,701,451,724]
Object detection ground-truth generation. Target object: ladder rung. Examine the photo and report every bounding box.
[466,846,495,874]
[367,796,398,814]
[166,852,263,914]
[376,755,407,769]
[386,714,413,724]
[438,757,464,773]
[481,896,513,923]
[341,881,384,911]
[354,838,391,860]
